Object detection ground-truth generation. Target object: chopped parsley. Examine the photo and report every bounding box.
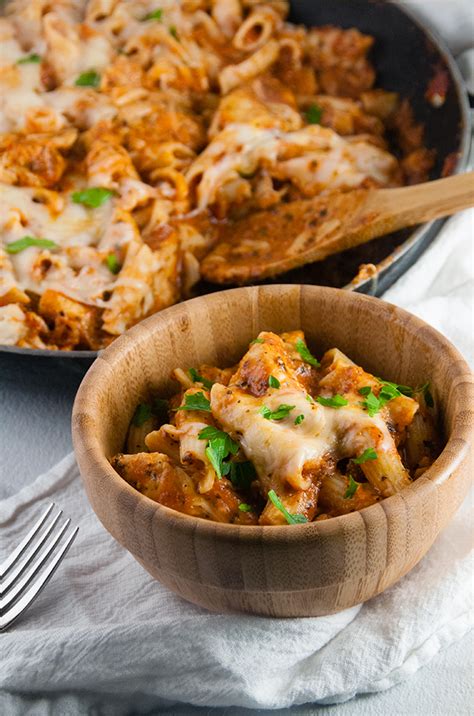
[152,398,169,422]
[377,378,414,398]
[294,414,305,425]
[132,398,169,427]
[359,377,430,417]
[268,489,308,524]
[250,338,264,345]
[198,426,239,479]
[418,381,434,408]
[295,338,320,367]
[72,187,114,208]
[344,475,359,499]
[75,70,101,87]
[238,503,252,512]
[268,375,280,389]
[229,461,257,490]
[260,404,295,421]
[105,253,121,274]
[5,236,57,254]
[305,103,323,125]
[188,368,213,390]
[17,53,41,64]
[143,8,163,20]
[358,386,382,417]
[132,403,153,427]
[316,395,348,408]
[177,391,211,412]
[169,25,179,39]
[352,447,378,464]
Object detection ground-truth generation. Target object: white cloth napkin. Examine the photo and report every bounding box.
[0,211,473,715]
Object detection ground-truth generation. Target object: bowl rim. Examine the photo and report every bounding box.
[72,285,474,542]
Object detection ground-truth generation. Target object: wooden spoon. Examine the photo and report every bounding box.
[200,172,474,285]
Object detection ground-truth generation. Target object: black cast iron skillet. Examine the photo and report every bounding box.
[0,0,470,379]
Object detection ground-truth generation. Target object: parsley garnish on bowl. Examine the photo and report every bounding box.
[268,490,308,524]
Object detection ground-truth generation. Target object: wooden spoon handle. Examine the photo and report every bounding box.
[367,171,474,233]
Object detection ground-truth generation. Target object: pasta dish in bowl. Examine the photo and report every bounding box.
[112,330,438,525]
[0,0,438,351]
[72,285,473,616]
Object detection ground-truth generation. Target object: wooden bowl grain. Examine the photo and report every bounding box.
[72,286,473,617]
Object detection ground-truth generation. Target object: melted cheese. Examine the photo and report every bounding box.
[211,383,393,492]
[0,303,26,344]
[0,183,119,304]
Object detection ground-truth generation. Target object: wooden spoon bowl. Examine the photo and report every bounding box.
[72,286,473,617]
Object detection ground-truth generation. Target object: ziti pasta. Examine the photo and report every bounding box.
[111,331,439,525]
[0,1,434,350]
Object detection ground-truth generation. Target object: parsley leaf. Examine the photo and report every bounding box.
[418,381,434,408]
[198,426,239,454]
[268,489,308,524]
[305,103,323,125]
[72,187,114,208]
[295,338,320,367]
[177,392,211,412]
[152,398,169,422]
[238,503,252,512]
[17,53,41,65]
[75,70,101,87]
[260,404,295,421]
[188,368,213,390]
[358,387,382,417]
[352,447,378,464]
[268,375,280,389]
[294,414,305,425]
[316,395,348,408]
[250,338,264,345]
[106,253,121,274]
[377,378,413,397]
[229,461,256,490]
[169,25,179,39]
[344,475,359,499]
[5,236,57,254]
[132,403,152,426]
[143,8,163,20]
[199,426,239,479]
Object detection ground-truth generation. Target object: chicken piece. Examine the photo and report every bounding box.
[298,95,385,137]
[38,289,101,349]
[112,452,255,523]
[209,76,302,137]
[305,26,376,98]
[0,136,67,188]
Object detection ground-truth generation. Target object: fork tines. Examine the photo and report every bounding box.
[0,503,78,631]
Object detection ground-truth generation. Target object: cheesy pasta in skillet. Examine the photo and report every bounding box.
[111,331,439,525]
[0,0,434,350]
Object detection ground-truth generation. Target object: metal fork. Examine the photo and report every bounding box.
[0,504,79,631]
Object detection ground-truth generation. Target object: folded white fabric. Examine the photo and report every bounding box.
[0,211,473,715]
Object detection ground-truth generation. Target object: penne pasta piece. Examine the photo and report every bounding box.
[360,447,410,497]
[233,5,282,53]
[218,39,280,94]
[211,0,243,39]
[126,416,156,454]
[319,471,380,515]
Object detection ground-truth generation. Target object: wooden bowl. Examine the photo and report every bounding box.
[72,286,473,617]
